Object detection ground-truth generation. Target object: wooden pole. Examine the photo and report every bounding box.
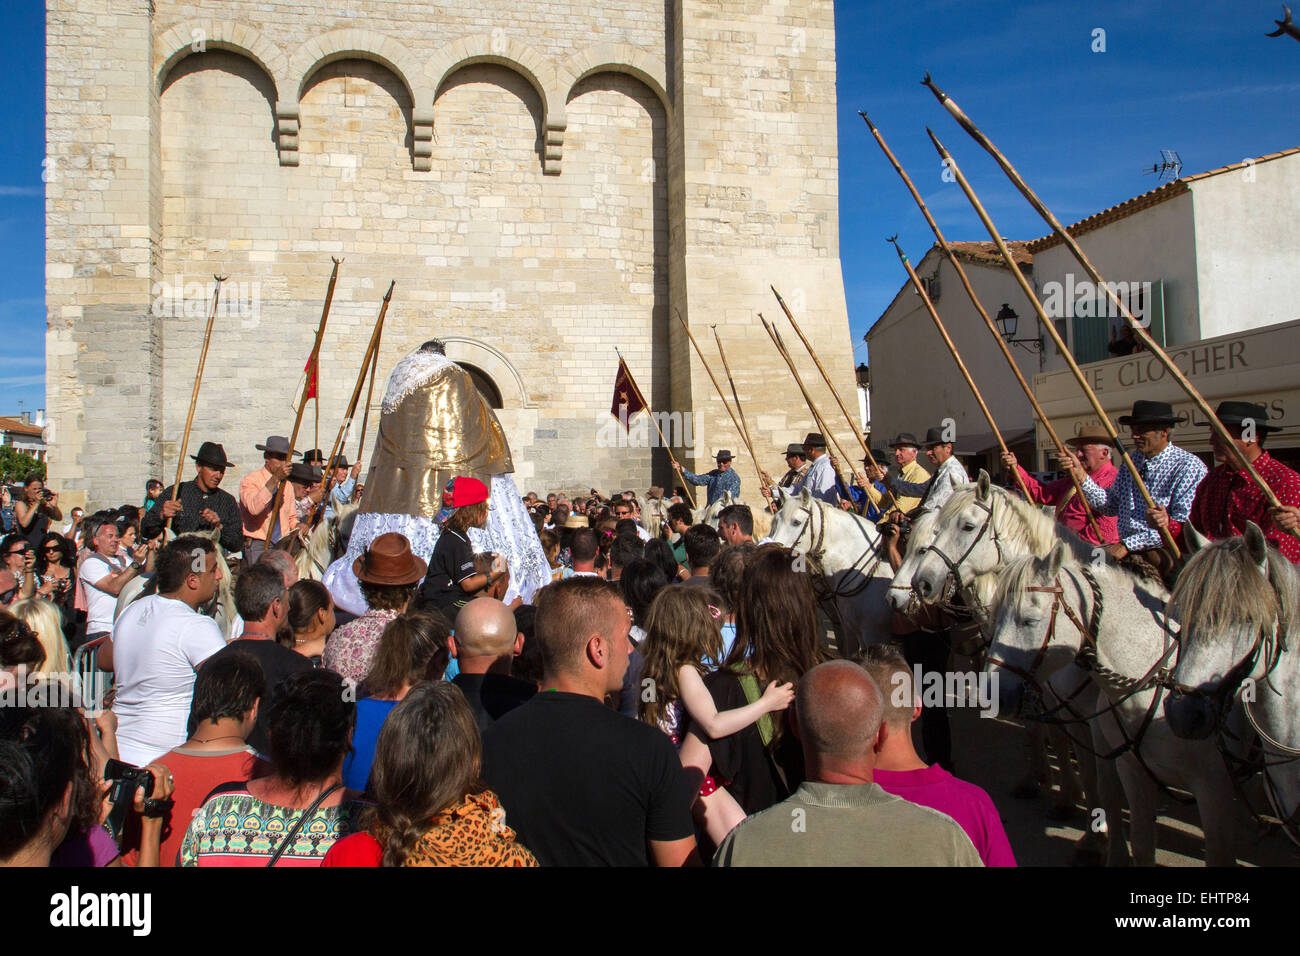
[926,129,1179,556]
[889,236,1033,502]
[614,347,696,509]
[768,287,902,513]
[859,111,1104,541]
[710,326,769,495]
[355,321,382,465]
[167,274,227,531]
[673,309,764,499]
[923,74,1297,543]
[310,280,394,528]
[759,314,854,494]
[266,257,342,546]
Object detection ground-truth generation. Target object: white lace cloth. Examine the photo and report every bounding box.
[323,472,551,616]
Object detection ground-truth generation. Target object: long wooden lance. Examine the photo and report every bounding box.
[859,111,1103,541]
[926,130,1179,557]
[759,314,854,494]
[266,257,342,546]
[614,345,696,509]
[769,287,902,513]
[710,325,769,494]
[355,322,382,465]
[674,309,763,499]
[309,280,394,529]
[923,74,1298,543]
[889,236,1032,502]
[167,274,227,531]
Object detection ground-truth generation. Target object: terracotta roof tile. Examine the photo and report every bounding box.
[0,417,44,438]
[946,240,1033,268]
[1025,146,1300,253]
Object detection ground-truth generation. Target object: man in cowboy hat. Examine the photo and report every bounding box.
[836,447,891,518]
[673,449,741,507]
[159,441,243,554]
[1150,401,1300,563]
[1000,426,1119,546]
[300,449,361,521]
[870,427,968,515]
[759,442,809,513]
[857,433,931,525]
[1059,400,1206,574]
[289,461,326,526]
[238,435,299,563]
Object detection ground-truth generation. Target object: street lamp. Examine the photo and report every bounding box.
[995,304,1041,353]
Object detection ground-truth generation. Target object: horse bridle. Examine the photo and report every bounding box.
[984,567,1101,691]
[787,500,883,600]
[917,495,1005,608]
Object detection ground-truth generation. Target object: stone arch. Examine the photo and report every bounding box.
[287,30,433,169]
[428,36,566,174]
[440,337,535,410]
[154,20,289,96]
[560,42,672,120]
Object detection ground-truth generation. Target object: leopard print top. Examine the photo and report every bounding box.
[372,790,538,867]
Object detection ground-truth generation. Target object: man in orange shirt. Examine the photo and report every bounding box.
[239,435,297,563]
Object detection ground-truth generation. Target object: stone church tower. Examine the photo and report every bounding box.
[46,0,857,506]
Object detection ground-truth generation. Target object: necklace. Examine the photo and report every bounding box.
[190,734,245,744]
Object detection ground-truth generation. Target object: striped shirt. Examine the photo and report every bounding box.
[1081,443,1207,552]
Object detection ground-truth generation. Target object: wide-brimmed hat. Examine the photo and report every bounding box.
[1117,400,1184,429]
[801,433,826,449]
[191,441,235,468]
[300,448,326,465]
[1214,401,1279,434]
[715,450,734,462]
[352,532,427,586]
[255,435,290,456]
[784,443,807,457]
[922,427,953,448]
[866,447,890,465]
[888,432,920,449]
[289,462,322,485]
[448,476,490,508]
[647,486,664,499]
[563,514,589,529]
[1066,425,1113,448]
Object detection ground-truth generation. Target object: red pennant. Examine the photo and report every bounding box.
[611,359,647,431]
[303,352,318,401]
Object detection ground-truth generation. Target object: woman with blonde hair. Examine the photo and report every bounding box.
[10,598,72,677]
[322,681,536,867]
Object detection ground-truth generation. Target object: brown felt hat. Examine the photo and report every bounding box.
[1066,425,1113,448]
[352,532,427,586]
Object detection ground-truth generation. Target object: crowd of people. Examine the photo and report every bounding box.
[1,389,1298,868]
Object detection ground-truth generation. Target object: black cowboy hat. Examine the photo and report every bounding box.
[289,462,322,485]
[191,441,235,469]
[922,426,953,448]
[866,447,890,465]
[783,443,806,457]
[888,432,920,449]
[802,433,826,449]
[715,450,734,462]
[1118,400,1185,429]
[300,448,326,464]
[1214,401,1280,434]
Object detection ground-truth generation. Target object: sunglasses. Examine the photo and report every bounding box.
[5,548,30,557]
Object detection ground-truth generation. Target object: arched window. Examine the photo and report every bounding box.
[461,363,503,409]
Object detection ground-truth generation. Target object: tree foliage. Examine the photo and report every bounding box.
[0,447,46,484]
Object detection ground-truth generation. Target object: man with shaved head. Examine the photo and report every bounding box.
[713,660,982,867]
[481,577,698,867]
[449,598,536,731]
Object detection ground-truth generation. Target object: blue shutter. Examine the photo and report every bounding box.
[1072,295,1110,364]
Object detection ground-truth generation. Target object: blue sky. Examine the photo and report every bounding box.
[5,1,1298,414]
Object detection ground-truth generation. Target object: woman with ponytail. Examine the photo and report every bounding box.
[323,681,536,867]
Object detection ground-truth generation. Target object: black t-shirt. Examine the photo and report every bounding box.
[451,672,537,732]
[19,509,48,549]
[205,637,314,755]
[683,669,804,817]
[481,691,696,866]
[418,528,476,614]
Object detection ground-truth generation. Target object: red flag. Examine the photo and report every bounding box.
[611,359,647,431]
[303,351,318,401]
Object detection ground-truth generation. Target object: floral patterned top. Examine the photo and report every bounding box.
[321,608,401,686]
[179,783,362,867]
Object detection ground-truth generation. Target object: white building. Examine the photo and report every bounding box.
[865,241,1040,475]
[0,411,47,462]
[1030,147,1300,470]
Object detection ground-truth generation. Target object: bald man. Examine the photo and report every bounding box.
[713,660,982,867]
[449,598,536,731]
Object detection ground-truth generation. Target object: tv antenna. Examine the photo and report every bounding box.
[1143,149,1182,181]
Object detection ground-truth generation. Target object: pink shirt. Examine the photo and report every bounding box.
[1017,461,1119,546]
[873,764,1017,867]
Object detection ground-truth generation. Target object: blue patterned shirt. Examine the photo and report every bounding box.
[1080,443,1207,551]
[680,466,741,506]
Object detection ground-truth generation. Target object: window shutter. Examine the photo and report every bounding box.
[1072,296,1110,364]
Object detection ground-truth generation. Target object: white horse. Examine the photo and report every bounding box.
[1165,522,1300,847]
[691,491,772,540]
[766,488,894,658]
[989,541,1239,866]
[291,500,359,582]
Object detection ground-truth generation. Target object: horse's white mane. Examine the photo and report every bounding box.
[1171,535,1300,648]
[939,484,1098,567]
[991,541,1169,619]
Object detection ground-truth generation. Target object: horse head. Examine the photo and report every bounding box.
[986,540,1079,718]
[768,488,816,553]
[1164,521,1288,740]
[887,509,939,614]
[911,470,1003,604]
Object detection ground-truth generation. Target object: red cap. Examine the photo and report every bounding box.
[449,476,490,508]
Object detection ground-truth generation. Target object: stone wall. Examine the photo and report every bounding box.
[46,0,857,508]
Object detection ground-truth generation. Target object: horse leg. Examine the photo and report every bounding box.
[1115,754,1158,867]
[1013,722,1048,799]
[1193,758,1238,867]
[1046,722,1083,820]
